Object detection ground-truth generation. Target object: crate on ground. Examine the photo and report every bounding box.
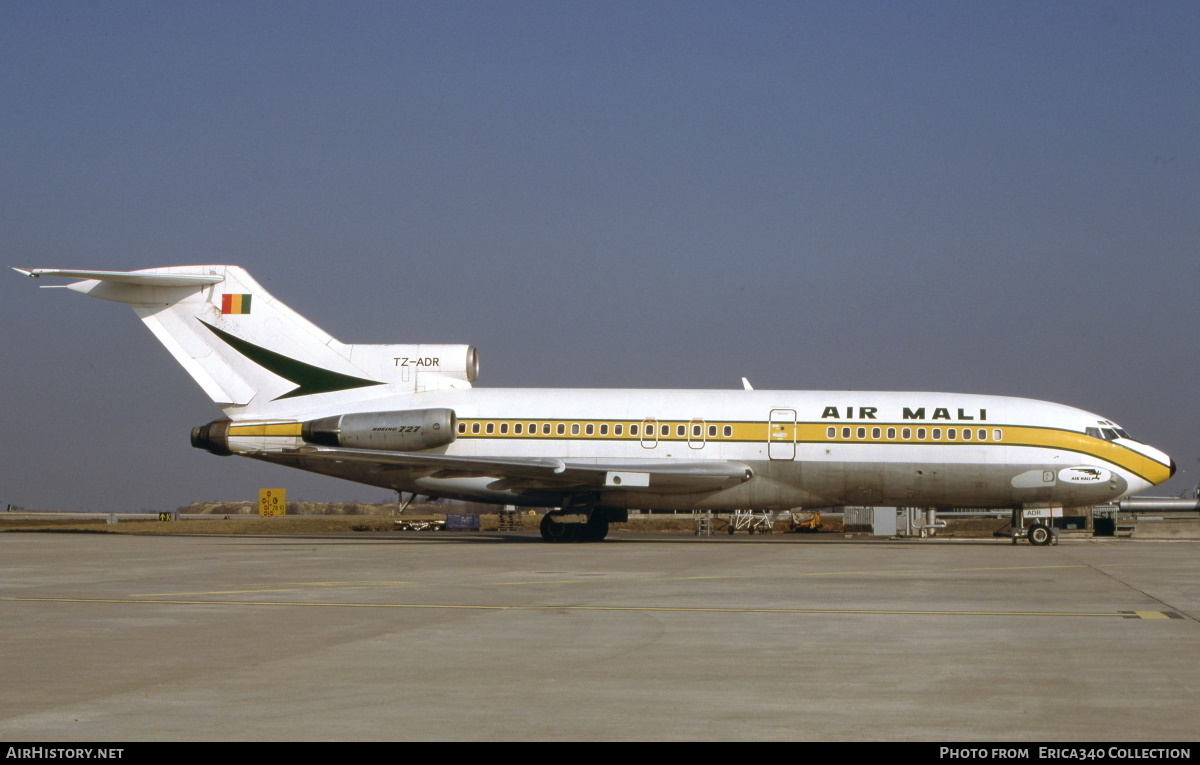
[444,514,480,531]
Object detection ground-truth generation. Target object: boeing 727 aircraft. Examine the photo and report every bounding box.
[16,265,1175,542]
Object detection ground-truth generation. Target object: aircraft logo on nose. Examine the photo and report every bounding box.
[1060,467,1109,483]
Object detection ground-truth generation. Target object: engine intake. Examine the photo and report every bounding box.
[301,408,457,451]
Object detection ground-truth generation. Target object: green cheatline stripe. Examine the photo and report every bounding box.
[199,319,383,400]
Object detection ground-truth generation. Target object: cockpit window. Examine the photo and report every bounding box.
[1092,421,1133,441]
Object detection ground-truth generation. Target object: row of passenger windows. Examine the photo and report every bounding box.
[458,421,735,438]
[827,426,1002,442]
[456,420,1009,441]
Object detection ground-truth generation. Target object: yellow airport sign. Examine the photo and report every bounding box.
[259,488,286,517]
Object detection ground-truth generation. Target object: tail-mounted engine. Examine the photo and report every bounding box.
[191,419,233,456]
[300,408,457,451]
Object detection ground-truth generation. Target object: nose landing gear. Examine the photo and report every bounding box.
[1010,507,1058,546]
[1026,522,1054,546]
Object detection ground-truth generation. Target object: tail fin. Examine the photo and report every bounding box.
[16,266,477,419]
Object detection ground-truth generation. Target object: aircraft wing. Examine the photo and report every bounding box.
[272,446,753,494]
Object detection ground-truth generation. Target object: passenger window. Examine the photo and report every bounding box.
[542,423,551,435]
[947,428,956,440]
[842,427,851,439]
[871,427,880,439]
[556,423,565,435]
[615,424,623,436]
[692,424,702,437]
[709,425,717,438]
[500,423,508,434]
[992,429,1002,441]
[600,424,608,436]
[723,425,732,437]
[887,427,896,439]
[472,422,481,434]
[458,422,467,434]
[902,428,911,439]
[857,427,866,439]
[661,424,670,437]
[677,424,685,437]
[630,424,639,436]
[978,429,986,440]
[486,422,494,434]
[962,428,971,440]
[585,424,594,436]
[932,428,941,440]
[917,428,926,439]
[571,424,580,435]
[827,427,836,439]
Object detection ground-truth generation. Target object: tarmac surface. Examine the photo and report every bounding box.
[2,530,1198,741]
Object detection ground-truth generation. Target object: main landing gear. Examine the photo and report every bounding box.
[539,497,619,543]
[540,512,609,543]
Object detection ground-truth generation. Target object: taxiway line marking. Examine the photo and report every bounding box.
[135,581,415,597]
[1128,610,1183,620]
[1,596,1178,619]
[132,563,1138,597]
[483,563,1107,586]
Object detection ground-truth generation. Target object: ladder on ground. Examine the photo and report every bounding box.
[729,509,774,534]
[497,511,523,532]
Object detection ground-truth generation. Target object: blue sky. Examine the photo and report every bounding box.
[3,2,1197,512]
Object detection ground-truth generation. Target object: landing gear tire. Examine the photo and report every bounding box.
[578,512,609,543]
[540,513,580,543]
[1028,522,1052,546]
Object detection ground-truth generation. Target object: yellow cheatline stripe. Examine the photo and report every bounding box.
[224,417,1168,485]
[457,419,746,442]
[228,422,303,437]
[1,596,1175,618]
[455,418,1169,484]
[1003,425,1173,485]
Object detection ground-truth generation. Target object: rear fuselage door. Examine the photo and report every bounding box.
[768,409,797,460]
[640,418,659,449]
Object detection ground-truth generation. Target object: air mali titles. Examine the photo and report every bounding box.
[820,406,987,422]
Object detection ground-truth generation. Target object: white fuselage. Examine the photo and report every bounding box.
[226,387,1174,511]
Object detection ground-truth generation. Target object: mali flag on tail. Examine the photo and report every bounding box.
[221,294,252,314]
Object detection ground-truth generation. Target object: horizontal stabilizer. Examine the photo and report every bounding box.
[14,268,224,288]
